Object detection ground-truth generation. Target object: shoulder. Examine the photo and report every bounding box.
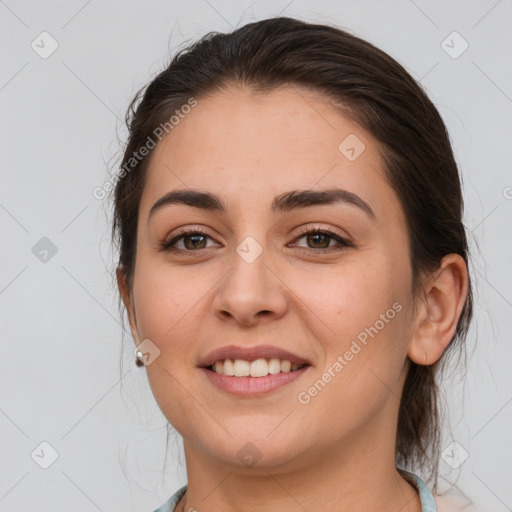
[152,485,187,512]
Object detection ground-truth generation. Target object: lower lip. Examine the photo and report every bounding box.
[199,366,311,396]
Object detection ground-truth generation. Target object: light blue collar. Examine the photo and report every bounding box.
[402,470,438,512]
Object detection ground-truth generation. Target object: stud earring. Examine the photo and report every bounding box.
[135,349,145,367]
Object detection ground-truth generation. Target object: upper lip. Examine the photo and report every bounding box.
[198,344,312,368]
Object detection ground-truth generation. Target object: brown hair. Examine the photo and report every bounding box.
[110,16,473,487]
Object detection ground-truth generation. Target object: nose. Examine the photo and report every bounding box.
[213,241,288,327]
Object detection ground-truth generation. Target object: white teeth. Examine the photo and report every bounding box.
[268,358,281,375]
[223,359,235,376]
[211,358,306,377]
[280,360,291,372]
[233,359,250,377]
[250,358,269,377]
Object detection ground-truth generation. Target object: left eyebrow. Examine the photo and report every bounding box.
[147,187,376,223]
[272,188,376,220]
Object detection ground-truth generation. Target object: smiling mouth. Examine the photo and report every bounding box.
[205,358,309,377]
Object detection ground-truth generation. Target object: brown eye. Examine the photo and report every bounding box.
[160,229,218,252]
[291,227,352,254]
[182,233,208,250]
[305,232,332,249]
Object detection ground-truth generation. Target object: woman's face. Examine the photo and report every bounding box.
[124,85,417,471]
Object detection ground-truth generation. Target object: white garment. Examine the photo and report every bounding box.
[435,490,482,511]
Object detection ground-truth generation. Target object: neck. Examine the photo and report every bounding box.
[176,420,422,512]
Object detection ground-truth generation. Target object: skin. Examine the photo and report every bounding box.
[117,85,469,512]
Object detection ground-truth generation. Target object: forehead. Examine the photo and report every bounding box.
[139,85,398,223]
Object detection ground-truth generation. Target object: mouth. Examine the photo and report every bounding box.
[203,358,310,377]
[200,362,311,396]
[198,344,313,396]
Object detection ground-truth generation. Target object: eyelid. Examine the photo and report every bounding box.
[292,223,349,240]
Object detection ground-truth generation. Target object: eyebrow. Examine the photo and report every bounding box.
[148,187,376,222]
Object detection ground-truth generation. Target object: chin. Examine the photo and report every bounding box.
[196,427,305,471]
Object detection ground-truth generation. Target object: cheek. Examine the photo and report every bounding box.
[132,255,203,342]
[133,263,208,432]
[286,257,399,341]
[288,257,409,394]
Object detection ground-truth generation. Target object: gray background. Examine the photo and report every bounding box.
[0,0,511,510]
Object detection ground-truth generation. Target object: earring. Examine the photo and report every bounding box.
[135,350,145,367]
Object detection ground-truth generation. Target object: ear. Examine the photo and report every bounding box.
[408,254,469,365]
[116,266,141,345]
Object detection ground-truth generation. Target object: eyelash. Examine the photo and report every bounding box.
[159,225,352,256]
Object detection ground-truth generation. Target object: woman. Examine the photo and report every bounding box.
[112,16,475,511]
